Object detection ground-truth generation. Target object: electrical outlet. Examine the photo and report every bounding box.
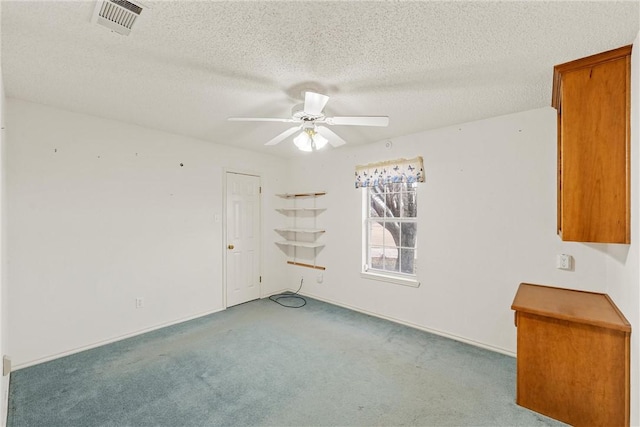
[317,273,323,284]
[135,297,144,308]
[556,254,572,270]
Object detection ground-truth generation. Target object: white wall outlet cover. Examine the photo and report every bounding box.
[556,254,572,270]
[317,273,323,283]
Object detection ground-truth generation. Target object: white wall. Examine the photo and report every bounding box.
[6,99,288,368]
[605,31,640,427]
[0,36,9,427]
[286,107,613,354]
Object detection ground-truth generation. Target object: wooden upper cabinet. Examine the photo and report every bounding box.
[552,45,631,244]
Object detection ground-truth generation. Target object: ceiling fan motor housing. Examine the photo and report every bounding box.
[291,104,324,122]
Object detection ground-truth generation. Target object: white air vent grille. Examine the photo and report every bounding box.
[93,0,145,36]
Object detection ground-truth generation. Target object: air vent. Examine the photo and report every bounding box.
[92,0,146,36]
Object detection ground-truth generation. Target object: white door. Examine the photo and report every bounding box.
[226,172,261,307]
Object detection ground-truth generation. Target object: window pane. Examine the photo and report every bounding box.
[389,182,403,193]
[369,192,384,217]
[369,204,381,218]
[400,222,417,248]
[385,222,400,247]
[369,221,385,246]
[399,248,416,274]
[383,249,399,272]
[402,189,417,217]
[385,192,400,217]
[369,246,384,269]
[373,181,386,194]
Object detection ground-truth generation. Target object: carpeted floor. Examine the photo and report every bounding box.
[8,297,566,426]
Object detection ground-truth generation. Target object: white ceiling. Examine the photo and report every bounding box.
[1,1,639,157]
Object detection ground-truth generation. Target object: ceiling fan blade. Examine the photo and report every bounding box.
[316,126,346,147]
[265,126,301,146]
[228,117,296,123]
[327,116,389,127]
[304,92,330,116]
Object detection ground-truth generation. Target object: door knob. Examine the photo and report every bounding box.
[228,244,234,250]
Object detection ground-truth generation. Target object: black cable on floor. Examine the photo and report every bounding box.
[269,278,306,308]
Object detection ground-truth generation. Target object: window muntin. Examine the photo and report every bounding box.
[365,181,417,278]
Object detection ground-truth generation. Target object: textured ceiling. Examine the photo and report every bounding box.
[1,1,639,157]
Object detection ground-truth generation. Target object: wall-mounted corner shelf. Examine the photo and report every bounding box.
[277,192,327,199]
[275,191,326,270]
[287,261,326,270]
[275,228,326,234]
[276,208,326,214]
[276,240,325,248]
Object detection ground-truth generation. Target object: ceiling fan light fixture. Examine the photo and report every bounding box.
[294,131,312,152]
[294,127,328,152]
[312,132,328,150]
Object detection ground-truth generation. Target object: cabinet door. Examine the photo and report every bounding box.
[559,54,629,243]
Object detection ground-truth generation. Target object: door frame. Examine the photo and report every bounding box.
[222,169,263,309]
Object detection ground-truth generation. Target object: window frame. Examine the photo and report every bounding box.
[361,182,420,288]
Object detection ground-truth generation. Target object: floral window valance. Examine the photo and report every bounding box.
[355,156,424,188]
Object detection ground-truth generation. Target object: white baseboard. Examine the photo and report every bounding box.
[14,291,515,371]
[15,291,298,371]
[298,290,516,358]
[13,307,226,371]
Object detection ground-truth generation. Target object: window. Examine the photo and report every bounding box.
[363,181,418,285]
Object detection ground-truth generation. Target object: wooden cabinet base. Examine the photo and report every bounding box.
[512,284,630,426]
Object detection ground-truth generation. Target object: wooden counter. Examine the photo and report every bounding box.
[511,283,631,426]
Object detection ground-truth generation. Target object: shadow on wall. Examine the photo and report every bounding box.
[584,242,630,265]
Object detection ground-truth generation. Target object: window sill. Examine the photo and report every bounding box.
[361,271,420,288]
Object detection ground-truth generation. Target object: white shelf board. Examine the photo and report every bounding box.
[275,228,325,234]
[276,207,325,212]
[276,192,326,199]
[276,240,325,248]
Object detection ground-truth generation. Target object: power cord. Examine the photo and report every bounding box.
[269,277,307,308]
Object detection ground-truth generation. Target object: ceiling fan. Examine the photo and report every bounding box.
[228,91,389,152]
